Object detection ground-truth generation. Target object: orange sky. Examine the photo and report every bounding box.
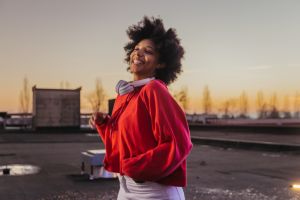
[1,1,300,115]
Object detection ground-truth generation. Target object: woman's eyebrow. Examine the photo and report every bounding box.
[145,46,154,49]
[136,45,154,50]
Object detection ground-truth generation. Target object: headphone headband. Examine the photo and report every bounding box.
[116,78,155,95]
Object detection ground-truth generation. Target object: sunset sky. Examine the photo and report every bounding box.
[1,0,300,114]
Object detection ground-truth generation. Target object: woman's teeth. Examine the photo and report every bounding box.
[133,60,143,65]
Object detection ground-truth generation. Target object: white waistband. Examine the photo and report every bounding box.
[117,175,185,200]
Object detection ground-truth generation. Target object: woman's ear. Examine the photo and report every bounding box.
[157,63,166,69]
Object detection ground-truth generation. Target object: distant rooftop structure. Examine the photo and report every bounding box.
[32,86,81,130]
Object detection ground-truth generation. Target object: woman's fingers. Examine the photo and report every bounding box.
[95,112,105,124]
[89,112,106,128]
[89,116,95,129]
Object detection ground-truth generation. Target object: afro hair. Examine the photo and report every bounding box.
[124,16,185,85]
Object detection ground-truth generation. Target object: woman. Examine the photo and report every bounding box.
[90,16,193,200]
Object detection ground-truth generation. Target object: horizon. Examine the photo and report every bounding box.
[4,80,300,119]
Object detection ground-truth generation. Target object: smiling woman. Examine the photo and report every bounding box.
[90,16,193,200]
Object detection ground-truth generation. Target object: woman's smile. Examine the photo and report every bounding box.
[129,39,160,80]
[133,58,144,65]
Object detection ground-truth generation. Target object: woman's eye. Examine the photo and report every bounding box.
[145,49,153,54]
[133,47,154,55]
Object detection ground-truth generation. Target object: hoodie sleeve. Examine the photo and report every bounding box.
[95,115,120,172]
[95,115,110,142]
[122,80,193,181]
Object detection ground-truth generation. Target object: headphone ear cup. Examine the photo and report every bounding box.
[115,80,127,94]
[116,80,135,95]
[120,84,134,95]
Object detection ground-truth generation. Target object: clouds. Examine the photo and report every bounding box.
[244,65,273,71]
[184,65,274,73]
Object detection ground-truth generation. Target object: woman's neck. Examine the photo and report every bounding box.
[133,74,154,81]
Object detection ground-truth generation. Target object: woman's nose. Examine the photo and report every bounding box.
[136,49,144,57]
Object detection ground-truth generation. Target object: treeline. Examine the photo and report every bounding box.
[18,77,300,119]
[173,85,300,119]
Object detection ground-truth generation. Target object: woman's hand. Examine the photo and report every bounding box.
[89,112,107,129]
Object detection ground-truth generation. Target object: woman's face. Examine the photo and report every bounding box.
[129,39,162,81]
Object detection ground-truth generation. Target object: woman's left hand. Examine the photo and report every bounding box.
[89,112,107,129]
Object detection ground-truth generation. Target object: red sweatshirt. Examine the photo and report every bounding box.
[96,79,193,187]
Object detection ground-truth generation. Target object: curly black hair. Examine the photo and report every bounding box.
[124,16,185,85]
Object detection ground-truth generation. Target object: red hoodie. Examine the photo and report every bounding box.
[96,79,193,187]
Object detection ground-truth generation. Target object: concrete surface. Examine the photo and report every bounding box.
[0,131,300,199]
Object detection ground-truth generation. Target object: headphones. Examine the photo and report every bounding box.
[115,77,155,95]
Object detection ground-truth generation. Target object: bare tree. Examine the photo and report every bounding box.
[221,98,237,118]
[65,81,70,89]
[282,95,291,118]
[269,92,279,118]
[239,91,248,118]
[19,77,31,113]
[60,81,70,89]
[256,91,267,119]
[221,101,230,118]
[202,85,212,114]
[87,78,106,113]
[294,92,300,118]
[173,86,189,112]
[269,92,278,110]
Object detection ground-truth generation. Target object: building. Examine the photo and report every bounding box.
[32,86,81,130]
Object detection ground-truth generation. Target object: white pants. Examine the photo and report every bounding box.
[117,175,185,200]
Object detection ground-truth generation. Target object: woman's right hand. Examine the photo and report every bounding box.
[89,112,107,129]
